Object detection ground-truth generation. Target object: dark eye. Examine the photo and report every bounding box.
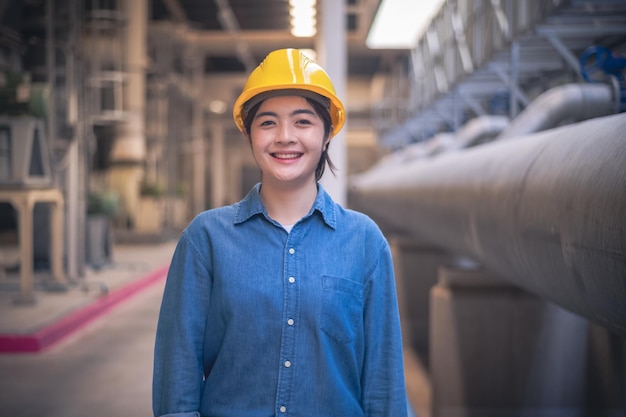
[259,119,275,126]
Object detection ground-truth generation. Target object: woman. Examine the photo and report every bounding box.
[153,48,408,417]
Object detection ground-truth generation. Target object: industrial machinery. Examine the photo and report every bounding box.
[0,116,65,303]
[349,47,626,415]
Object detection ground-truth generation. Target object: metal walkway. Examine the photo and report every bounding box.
[377,0,626,147]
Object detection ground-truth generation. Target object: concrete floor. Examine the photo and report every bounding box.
[0,278,165,417]
[0,240,425,416]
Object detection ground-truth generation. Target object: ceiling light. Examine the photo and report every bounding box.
[290,0,316,38]
[289,0,315,7]
[290,7,316,19]
[209,100,227,114]
[366,0,445,49]
[291,24,317,38]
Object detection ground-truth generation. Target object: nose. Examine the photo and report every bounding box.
[276,123,296,144]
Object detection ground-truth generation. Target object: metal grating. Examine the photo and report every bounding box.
[378,0,626,147]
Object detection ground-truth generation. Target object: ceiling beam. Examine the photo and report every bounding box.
[213,0,256,71]
[162,0,187,23]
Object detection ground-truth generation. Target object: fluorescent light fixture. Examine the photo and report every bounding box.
[367,0,445,49]
[289,0,315,7]
[291,19,317,37]
[290,0,317,38]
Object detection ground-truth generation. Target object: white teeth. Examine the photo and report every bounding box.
[273,153,300,159]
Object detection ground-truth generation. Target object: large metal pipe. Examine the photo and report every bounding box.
[369,115,509,173]
[496,83,616,140]
[349,113,626,336]
[451,115,509,149]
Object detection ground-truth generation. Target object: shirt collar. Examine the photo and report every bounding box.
[234,182,337,230]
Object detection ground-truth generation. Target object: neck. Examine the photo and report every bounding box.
[260,179,318,225]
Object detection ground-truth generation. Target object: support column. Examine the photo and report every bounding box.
[66,0,86,280]
[430,267,589,417]
[191,55,206,214]
[229,151,243,204]
[66,140,79,280]
[317,0,347,206]
[108,113,145,228]
[210,120,226,208]
[389,237,447,352]
[390,238,447,417]
[50,197,64,284]
[108,0,147,228]
[16,197,34,304]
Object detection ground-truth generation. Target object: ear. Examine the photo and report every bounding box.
[323,131,332,150]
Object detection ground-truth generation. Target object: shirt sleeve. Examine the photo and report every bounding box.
[153,229,212,417]
[361,240,408,417]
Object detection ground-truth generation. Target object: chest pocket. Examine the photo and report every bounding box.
[320,276,364,344]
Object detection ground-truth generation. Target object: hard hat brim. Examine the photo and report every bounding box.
[233,85,345,138]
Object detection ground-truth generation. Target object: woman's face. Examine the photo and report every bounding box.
[248,95,329,188]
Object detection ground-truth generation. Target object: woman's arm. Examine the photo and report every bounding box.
[361,241,408,417]
[153,230,212,417]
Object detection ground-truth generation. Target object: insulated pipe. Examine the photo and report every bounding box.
[370,115,509,173]
[451,115,509,149]
[349,113,626,336]
[496,83,615,140]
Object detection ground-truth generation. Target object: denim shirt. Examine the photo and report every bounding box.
[153,184,407,417]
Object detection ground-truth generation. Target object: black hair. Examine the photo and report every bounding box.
[242,96,337,182]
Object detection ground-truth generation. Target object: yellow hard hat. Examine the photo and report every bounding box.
[233,48,346,138]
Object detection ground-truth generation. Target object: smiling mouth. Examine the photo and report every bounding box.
[271,152,303,160]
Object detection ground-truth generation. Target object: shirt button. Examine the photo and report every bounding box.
[289,248,295,254]
[287,319,294,326]
[284,360,291,368]
[288,277,295,283]
[280,406,287,413]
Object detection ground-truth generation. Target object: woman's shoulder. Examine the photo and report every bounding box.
[185,204,237,234]
[335,205,386,240]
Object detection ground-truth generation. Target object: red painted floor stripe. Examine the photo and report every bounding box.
[0,264,169,354]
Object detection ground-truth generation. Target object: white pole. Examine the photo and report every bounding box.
[317,0,347,206]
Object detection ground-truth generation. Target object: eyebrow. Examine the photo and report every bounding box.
[255,108,317,119]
